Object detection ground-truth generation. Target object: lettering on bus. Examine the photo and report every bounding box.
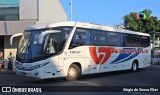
[89,47,149,65]
[112,49,148,54]
[70,51,81,54]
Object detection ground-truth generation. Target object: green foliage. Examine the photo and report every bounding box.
[123,9,160,33]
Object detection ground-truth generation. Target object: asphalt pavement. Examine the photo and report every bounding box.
[0,64,160,95]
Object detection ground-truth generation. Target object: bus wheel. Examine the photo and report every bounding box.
[65,64,81,81]
[131,62,138,72]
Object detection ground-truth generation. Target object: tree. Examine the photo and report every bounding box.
[123,9,160,33]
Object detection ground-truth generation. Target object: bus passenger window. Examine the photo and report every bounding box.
[91,30,107,46]
[124,34,132,47]
[107,32,121,46]
[141,36,150,47]
[69,28,91,49]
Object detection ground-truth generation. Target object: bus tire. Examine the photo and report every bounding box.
[65,64,81,81]
[131,62,138,72]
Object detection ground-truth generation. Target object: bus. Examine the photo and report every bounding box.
[10,21,151,81]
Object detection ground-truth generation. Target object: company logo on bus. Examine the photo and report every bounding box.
[89,47,114,65]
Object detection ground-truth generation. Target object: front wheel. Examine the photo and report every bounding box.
[65,64,81,81]
[131,62,138,72]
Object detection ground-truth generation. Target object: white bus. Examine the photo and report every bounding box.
[10,21,151,81]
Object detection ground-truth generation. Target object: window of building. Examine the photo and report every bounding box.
[0,0,19,21]
[0,16,4,20]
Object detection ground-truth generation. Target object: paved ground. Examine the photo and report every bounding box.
[0,64,160,95]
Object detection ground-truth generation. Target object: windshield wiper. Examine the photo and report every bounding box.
[18,40,32,62]
[18,46,26,60]
[27,45,32,61]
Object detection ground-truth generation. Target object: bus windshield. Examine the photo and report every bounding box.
[17,27,72,63]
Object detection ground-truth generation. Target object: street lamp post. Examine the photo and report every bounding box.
[69,0,72,21]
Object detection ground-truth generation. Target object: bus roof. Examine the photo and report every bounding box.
[25,21,150,36]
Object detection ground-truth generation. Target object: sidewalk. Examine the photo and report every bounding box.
[151,62,160,65]
[155,62,160,65]
[0,60,15,73]
[0,68,14,74]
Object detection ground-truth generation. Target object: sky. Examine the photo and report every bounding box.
[60,0,160,26]
[0,0,159,26]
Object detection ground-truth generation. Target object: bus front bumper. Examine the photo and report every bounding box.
[14,67,45,79]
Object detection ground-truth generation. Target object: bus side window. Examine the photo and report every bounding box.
[69,33,81,49]
[124,34,132,47]
[132,35,141,47]
[141,36,150,47]
[69,28,90,49]
[91,30,107,46]
[107,32,121,46]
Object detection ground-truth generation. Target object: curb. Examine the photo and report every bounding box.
[152,63,160,65]
[0,69,14,74]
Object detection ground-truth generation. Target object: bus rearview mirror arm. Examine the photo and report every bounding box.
[10,33,23,45]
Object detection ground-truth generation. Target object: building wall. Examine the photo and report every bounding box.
[37,0,67,23]
[4,48,17,60]
[0,0,67,61]
[0,0,67,35]
[0,20,36,35]
[1,35,21,60]
[0,20,36,60]
[0,36,4,58]
[20,0,67,24]
[19,0,37,20]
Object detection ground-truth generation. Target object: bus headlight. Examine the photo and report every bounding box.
[32,62,49,70]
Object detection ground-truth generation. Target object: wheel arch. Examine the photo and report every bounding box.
[65,62,82,81]
[131,59,139,71]
[70,62,82,74]
[133,59,139,68]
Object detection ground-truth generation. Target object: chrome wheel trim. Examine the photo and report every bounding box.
[133,63,137,71]
[68,67,76,78]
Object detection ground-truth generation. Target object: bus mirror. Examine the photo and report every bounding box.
[38,30,61,44]
[10,33,23,45]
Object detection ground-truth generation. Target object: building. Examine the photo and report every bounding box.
[0,7,19,20]
[0,0,67,60]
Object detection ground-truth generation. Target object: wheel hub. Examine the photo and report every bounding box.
[133,64,137,70]
[68,68,76,77]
